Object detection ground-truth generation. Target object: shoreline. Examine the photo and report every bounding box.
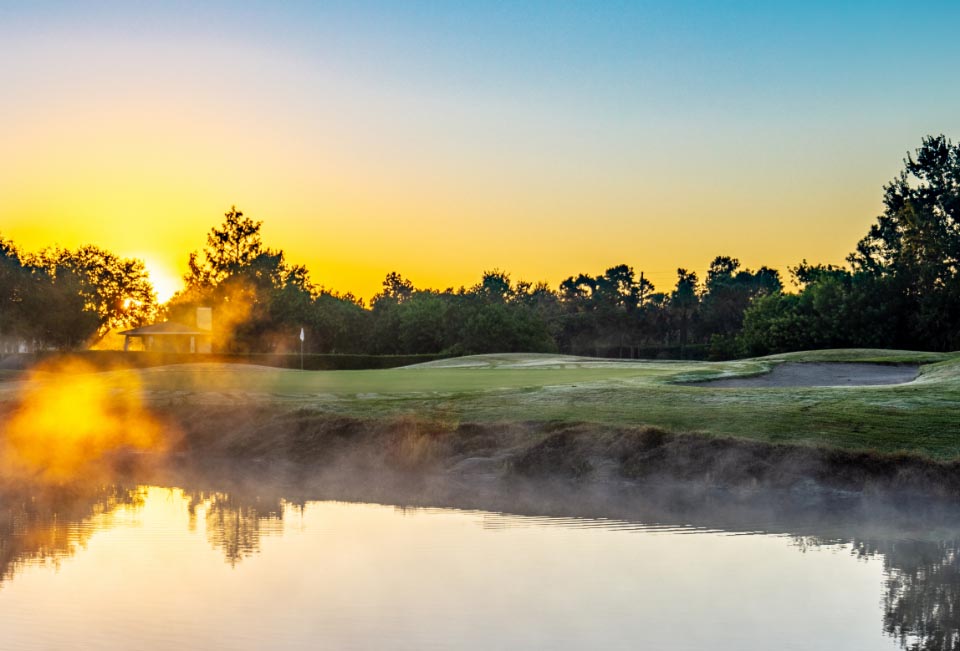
[162,406,960,500]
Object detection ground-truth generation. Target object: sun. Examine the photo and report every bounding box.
[137,256,182,303]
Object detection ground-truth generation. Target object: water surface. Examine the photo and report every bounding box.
[0,481,955,650]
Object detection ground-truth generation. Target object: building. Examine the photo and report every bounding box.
[120,307,213,353]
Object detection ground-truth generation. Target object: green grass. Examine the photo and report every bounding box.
[757,348,949,364]
[4,349,960,460]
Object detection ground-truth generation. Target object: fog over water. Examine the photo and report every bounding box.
[0,465,957,650]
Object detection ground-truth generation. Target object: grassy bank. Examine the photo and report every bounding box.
[2,348,957,461]
[160,408,960,498]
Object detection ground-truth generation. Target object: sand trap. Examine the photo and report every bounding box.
[698,362,919,388]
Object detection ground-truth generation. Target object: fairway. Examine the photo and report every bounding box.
[3,349,958,460]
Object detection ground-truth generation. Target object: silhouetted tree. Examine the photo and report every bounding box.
[371,272,415,306]
[32,245,156,343]
[170,207,365,353]
[849,135,960,349]
[699,256,783,358]
[0,238,136,350]
[670,268,699,355]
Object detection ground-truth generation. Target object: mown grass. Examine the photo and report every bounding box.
[758,348,949,364]
[3,349,959,460]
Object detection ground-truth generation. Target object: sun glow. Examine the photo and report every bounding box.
[141,258,182,303]
[0,359,174,483]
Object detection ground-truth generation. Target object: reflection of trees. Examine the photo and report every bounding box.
[793,533,960,651]
[184,492,285,566]
[0,482,291,588]
[848,539,960,651]
[5,474,960,651]
[0,480,292,587]
[0,485,144,585]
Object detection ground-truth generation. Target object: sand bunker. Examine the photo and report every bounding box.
[698,362,919,388]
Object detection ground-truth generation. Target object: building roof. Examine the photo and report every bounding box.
[119,321,209,336]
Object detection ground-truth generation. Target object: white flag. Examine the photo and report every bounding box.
[299,327,305,342]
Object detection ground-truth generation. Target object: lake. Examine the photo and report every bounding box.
[0,476,955,650]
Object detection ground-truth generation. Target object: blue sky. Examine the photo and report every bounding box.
[1,1,958,299]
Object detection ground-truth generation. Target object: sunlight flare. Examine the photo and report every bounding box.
[0,359,173,483]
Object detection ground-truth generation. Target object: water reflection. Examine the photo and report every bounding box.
[184,491,285,566]
[869,539,960,651]
[0,484,296,578]
[1,474,960,650]
[0,484,144,583]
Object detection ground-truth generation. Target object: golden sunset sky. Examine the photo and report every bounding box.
[2,2,958,302]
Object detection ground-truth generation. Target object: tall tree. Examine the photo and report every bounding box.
[371,272,415,306]
[171,207,326,352]
[699,255,782,356]
[0,237,105,350]
[670,268,699,354]
[38,245,156,343]
[0,238,26,347]
[184,206,271,290]
[475,270,513,303]
[848,135,960,349]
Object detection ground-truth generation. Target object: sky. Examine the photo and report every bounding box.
[1,1,958,302]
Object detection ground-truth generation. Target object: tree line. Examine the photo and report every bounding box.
[0,241,155,352]
[2,134,959,358]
